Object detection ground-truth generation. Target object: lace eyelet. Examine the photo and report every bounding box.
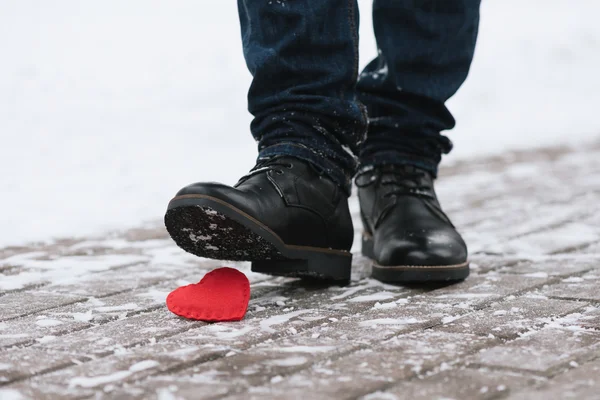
[275,170,284,175]
[285,163,293,169]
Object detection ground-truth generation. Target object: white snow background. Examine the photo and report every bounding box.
[1,0,599,247]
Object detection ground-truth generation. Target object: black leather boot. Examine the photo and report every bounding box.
[165,156,354,283]
[356,165,469,283]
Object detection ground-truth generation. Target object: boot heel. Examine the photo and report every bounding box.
[361,233,375,259]
[251,251,352,284]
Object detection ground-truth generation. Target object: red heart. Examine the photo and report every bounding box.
[166,267,250,322]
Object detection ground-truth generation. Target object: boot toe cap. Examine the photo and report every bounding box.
[377,233,467,267]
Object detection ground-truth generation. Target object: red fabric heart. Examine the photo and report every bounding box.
[166,267,250,322]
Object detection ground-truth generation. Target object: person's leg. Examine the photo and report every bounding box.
[239,0,367,194]
[357,0,481,173]
[165,0,366,284]
[356,0,481,283]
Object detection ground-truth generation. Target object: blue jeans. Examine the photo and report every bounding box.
[238,0,481,194]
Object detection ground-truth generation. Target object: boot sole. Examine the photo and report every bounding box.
[362,234,469,283]
[165,194,352,284]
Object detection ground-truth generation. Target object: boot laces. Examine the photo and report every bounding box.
[236,158,294,185]
[357,166,433,198]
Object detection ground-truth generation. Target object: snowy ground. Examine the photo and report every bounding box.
[2,144,600,399]
[1,0,599,246]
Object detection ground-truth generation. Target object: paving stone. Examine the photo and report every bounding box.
[411,272,551,311]
[0,276,279,349]
[463,195,595,247]
[470,325,600,375]
[0,383,95,400]
[578,241,600,255]
[46,262,194,297]
[364,367,546,400]
[36,310,202,357]
[508,358,600,400]
[0,253,150,293]
[576,306,600,330]
[540,271,600,301]
[0,311,92,349]
[486,257,597,277]
[298,299,461,345]
[0,348,90,385]
[26,342,228,396]
[226,331,495,400]
[467,255,527,274]
[127,337,354,399]
[478,222,600,257]
[0,291,87,322]
[437,296,587,339]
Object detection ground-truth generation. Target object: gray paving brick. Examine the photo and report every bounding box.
[541,272,600,301]
[0,291,87,322]
[25,342,228,396]
[508,358,600,400]
[0,311,92,349]
[0,348,90,385]
[46,262,193,297]
[237,332,492,400]
[36,310,202,357]
[485,258,596,277]
[411,272,551,310]
[364,367,546,400]
[437,295,587,339]
[470,325,600,375]
[0,383,95,400]
[577,306,600,330]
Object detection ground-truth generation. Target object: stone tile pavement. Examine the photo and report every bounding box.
[1,144,600,399]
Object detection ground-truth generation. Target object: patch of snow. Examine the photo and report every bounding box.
[441,315,462,324]
[203,325,255,339]
[94,303,139,312]
[167,346,200,357]
[35,319,63,327]
[563,277,585,283]
[135,289,170,303]
[190,370,225,384]
[72,310,94,322]
[129,360,160,372]
[266,356,308,367]
[69,371,133,388]
[0,334,29,339]
[373,302,397,310]
[156,388,179,400]
[0,389,25,400]
[523,272,549,278]
[363,391,399,400]
[349,292,396,303]
[69,360,159,388]
[259,310,312,333]
[36,335,57,343]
